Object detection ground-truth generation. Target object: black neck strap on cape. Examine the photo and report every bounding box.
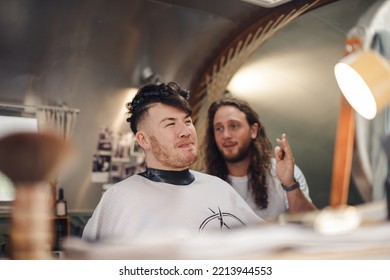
[139,168,195,185]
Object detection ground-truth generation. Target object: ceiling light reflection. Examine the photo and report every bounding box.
[112,88,138,133]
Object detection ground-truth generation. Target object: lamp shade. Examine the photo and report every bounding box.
[334,50,390,120]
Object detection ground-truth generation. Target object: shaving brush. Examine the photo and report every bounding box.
[0,132,71,260]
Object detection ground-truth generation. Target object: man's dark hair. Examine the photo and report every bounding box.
[126,82,192,134]
[205,97,273,209]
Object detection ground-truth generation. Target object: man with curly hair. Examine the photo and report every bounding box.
[204,97,316,222]
[83,83,264,242]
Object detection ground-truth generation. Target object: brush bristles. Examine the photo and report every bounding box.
[0,132,71,184]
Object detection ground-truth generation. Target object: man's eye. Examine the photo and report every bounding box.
[166,123,175,127]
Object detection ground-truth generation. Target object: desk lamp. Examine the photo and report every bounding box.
[334,0,390,220]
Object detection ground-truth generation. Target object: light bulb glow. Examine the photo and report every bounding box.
[334,62,377,120]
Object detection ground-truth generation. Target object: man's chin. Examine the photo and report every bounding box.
[223,154,246,163]
[221,152,238,161]
[187,154,198,166]
[177,152,198,167]
[220,145,250,163]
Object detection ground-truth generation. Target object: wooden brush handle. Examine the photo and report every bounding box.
[10,182,53,260]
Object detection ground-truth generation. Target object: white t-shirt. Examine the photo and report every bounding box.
[83,170,264,242]
[229,159,311,222]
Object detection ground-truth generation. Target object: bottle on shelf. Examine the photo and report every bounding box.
[55,188,67,217]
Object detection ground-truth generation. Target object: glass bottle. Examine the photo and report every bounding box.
[55,188,67,217]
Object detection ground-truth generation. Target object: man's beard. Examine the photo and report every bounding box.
[150,136,198,169]
[221,138,251,163]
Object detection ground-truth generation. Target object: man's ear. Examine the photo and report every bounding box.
[250,123,259,139]
[135,131,150,150]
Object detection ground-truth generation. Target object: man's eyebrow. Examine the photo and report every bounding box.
[159,114,191,124]
[160,117,176,124]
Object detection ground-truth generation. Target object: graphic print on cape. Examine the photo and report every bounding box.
[199,207,246,231]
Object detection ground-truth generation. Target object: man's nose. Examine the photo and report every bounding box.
[178,123,191,137]
[222,128,231,139]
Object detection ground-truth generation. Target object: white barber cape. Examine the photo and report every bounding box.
[82,170,264,242]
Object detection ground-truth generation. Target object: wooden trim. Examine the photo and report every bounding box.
[329,96,355,207]
[189,0,338,118]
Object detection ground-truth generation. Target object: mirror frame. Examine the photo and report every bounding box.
[188,0,338,170]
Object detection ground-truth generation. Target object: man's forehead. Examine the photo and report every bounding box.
[214,105,246,122]
[146,103,189,120]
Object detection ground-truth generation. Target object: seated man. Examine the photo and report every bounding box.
[82,82,264,242]
[204,97,317,222]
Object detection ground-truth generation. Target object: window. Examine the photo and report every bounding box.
[0,115,38,138]
[0,115,38,205]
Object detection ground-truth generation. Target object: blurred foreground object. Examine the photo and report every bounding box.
[64,200,390,260]
[0,132,72,259]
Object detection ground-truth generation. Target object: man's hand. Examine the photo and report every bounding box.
[275,133,295,186]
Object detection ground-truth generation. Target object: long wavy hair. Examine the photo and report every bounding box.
[205,98,273,209]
